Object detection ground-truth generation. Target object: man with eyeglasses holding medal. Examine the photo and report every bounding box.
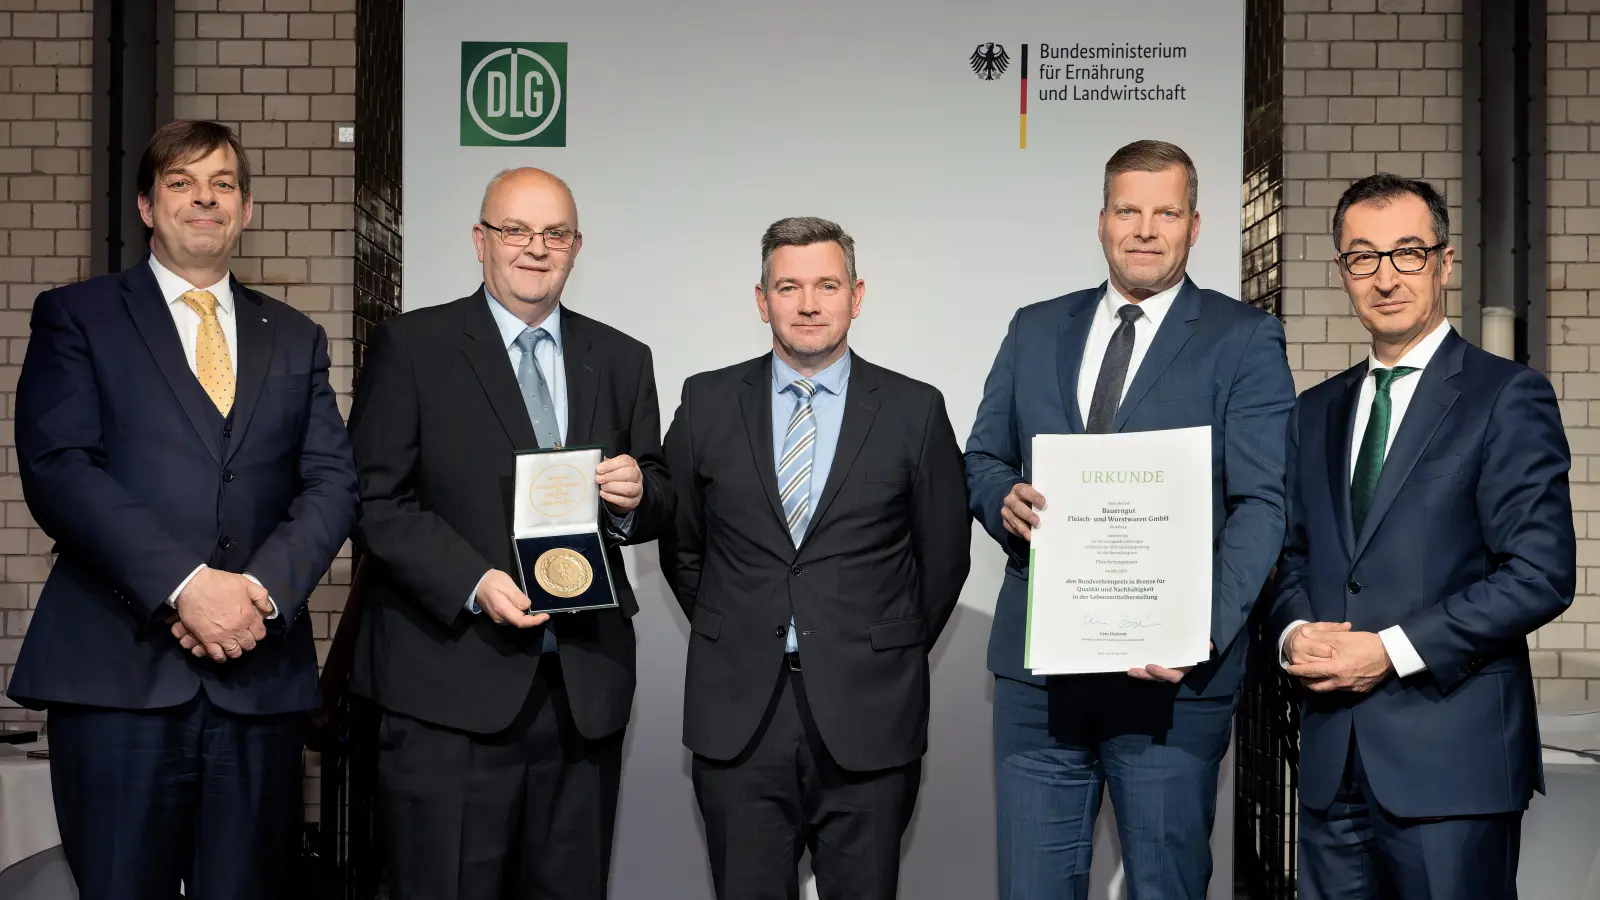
[1270,173,1575,899]
[348,167,674,900]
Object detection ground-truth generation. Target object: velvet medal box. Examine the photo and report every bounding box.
[511,445,619,615]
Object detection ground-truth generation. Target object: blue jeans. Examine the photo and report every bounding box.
[992,674,1235,900]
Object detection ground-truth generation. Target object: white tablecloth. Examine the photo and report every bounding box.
[0,742,58,873]
[1522,709,1600,900]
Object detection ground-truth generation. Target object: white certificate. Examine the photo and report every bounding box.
[1024,426,1212,675]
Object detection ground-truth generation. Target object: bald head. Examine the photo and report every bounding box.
[479,167,577,225]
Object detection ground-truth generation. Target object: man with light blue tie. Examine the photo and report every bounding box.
[660,216,971,900]
[348,167,675,900]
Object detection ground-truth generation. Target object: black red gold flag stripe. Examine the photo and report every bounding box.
[1019,44,1029,149]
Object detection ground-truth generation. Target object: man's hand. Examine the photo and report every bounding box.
[1001,483,1045,541]
[1287,630,1392,693]
[597,454,644,514]
[173,569,267,663]
[1285,621,1351,667]
[246,578,276,619]
[172,579,276,656]
[1128,641,1214,683]
[476,569,550,628]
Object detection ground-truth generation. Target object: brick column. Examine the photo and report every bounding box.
[1280,0,1463,395]
[173,0,356,679]
[0,0,93,724]
[1542,0,1600,706]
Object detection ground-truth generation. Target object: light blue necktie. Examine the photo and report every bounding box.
[514,327,560,652]
[514,328,562,450]
[778,379,818,652]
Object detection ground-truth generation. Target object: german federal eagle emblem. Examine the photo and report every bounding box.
[970,43,1010,81]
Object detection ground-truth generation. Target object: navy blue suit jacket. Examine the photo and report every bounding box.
[7,259,359,716]
[965,279,1294,699]
[1270,330,1574,818]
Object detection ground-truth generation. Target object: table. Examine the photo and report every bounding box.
[0,741,75,900]
[1521,709,1600,900]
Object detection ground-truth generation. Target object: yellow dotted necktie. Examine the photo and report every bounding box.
[180,290,235,415]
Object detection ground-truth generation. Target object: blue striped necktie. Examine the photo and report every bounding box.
[779,379,819,546]
[777,379,818,653]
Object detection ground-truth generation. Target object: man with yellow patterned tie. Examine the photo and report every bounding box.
[8,120,359,900]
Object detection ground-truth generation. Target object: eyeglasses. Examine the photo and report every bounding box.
[480,221,580,251]
[1336,243,1447,276]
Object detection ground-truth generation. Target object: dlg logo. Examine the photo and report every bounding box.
[461,42,567,146]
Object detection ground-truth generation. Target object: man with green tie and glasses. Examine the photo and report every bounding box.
[1271,173,1575,899]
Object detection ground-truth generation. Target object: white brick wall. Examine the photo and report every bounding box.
[1540,0,1600,707]
[0,0,94,725]
[1281,0,1464,394]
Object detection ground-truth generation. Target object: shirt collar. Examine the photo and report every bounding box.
[149,254,233,314]
[1365,319,1453,375]
[485,287,563,353]
[772,349,851,397]
[1101,278,1183,331]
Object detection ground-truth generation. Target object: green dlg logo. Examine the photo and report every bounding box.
[461,42,567,147]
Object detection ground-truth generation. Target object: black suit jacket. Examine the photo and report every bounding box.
[8,259,358,715]
[660,351,971,772]
[347,291,673,738]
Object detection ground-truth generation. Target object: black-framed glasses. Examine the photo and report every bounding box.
[1336,242,1447,276]
[480,221,580,251]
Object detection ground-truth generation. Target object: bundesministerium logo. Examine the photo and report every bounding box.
[970,42,1010,80]
[461,42,567,147]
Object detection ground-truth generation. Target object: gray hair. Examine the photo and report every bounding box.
[1102,139,1199,213]
[759,216,858,288]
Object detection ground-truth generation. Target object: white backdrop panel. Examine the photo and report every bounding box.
[405,2,1245,896]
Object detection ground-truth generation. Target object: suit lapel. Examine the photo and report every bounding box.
[1351,333,1464,562]
[738,356,788,529]
[1055,292,1097,434]
[122,261,223,464]
[805,353,881,541]
[224,281,272,462]
[1327,367,1363,558]
[560,308,599,446]
[461,290,539,450]
[1112,278,1200,433]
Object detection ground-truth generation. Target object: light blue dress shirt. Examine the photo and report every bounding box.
[771,351,851,651]
[468,291,632,615]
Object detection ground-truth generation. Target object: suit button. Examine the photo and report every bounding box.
[218,537,234,550]
[222,424,232,438]
[791,565,803,576]
[1347,581,1361,594]
[223,471,236,482]
[774,626,786,638]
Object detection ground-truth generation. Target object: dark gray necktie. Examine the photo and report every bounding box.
[1085,304,1144,434]
[514,326,560,651]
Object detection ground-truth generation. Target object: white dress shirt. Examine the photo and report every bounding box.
[1075,280,1181,422]
[1280,319,1455,678]
[150,256,277,619]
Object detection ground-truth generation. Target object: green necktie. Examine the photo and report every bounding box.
[1351,365,1419,535]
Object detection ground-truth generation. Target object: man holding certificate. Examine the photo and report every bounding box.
[965,140,1295,899]
[1272,175,1574,899]
[347,168,674,900]
[660,217,970,899]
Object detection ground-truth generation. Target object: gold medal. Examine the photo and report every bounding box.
[534,548,594,599]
